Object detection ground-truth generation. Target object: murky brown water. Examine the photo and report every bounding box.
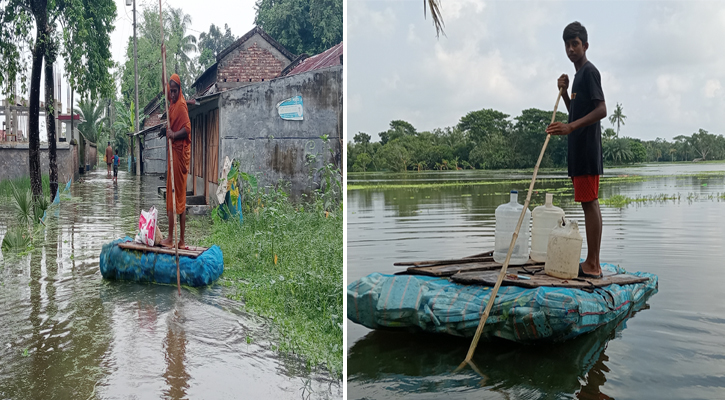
[347,163,725,399]
[0,168,340,399]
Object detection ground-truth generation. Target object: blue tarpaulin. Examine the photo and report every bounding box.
[100,237,224,287]
[347,263,658,342]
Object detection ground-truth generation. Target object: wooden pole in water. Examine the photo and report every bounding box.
[458,88,563,369]
[158,0,181,295]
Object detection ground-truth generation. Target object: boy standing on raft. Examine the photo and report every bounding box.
[545,21,607,278]
[159,73,191,249]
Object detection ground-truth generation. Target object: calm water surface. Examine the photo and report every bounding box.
[347,163,725,399]
[0,169,340,399]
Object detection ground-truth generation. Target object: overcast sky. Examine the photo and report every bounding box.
[110,0,258,73]
[348,0,725,142]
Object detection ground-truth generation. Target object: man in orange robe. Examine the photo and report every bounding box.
[160,73,191,249]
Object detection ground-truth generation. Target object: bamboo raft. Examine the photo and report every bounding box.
[100,237,224,287]
[347,252,658,343]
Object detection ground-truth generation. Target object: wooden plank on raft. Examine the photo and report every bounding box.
[393,250,495,267]
[394,250,547,277]
[403,260,544,277]
[118,242,208,258]
[450,267,650,289]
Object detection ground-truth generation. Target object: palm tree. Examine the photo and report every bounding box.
[74,98,105,143]
[608,103,626,137]
[166,8,197,92]
[112,101,135,157]
[423,0,445,37]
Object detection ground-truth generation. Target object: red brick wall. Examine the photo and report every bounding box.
[144,112,163,129]
[217,43,286,84]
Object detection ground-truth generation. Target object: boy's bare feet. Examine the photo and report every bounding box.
[159,237,174,248]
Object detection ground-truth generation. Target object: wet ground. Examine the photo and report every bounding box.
[0,168,340,399]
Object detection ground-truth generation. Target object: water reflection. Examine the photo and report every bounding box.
[0,169,340,399]
[349,307,646,399]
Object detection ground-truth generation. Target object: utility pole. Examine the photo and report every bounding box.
[133,0,141,175]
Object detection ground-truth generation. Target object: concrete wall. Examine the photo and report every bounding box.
[0,142,79,183]
[143,132,167,175]
[218,65,342,196]
[85,142,97,170]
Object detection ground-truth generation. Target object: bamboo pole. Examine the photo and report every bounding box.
[158,0,181,295]
[457,88,564,369]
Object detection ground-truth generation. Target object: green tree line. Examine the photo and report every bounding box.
[348,108,725,172]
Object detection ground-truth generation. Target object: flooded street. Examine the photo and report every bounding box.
[0,169,340,399]
[347,163,725,399]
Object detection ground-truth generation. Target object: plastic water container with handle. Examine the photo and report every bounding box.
[530,193,565,262]
[544,217,583,279]
[493,190,531,265]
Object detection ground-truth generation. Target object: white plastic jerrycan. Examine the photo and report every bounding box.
[493,190,531,265]
[544,217,583,279]
[530,193,565,262]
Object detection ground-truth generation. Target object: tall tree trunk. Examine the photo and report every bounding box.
[28,0,48,199]
[44,52,58,201]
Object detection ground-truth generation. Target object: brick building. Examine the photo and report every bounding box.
[192,26,296,97]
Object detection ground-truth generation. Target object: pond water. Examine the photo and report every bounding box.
[347,163,725,399]
[0,168,340,399]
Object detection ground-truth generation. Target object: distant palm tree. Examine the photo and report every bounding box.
[112,101,135,157]
[166,8,197,91]
[74,98,105,143]
[609,103,626,137]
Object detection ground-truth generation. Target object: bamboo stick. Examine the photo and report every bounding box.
[457,87,564,368]
[158,0,181,295]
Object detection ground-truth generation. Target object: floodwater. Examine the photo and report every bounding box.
[0,168,340,399]
[347,163,725,399]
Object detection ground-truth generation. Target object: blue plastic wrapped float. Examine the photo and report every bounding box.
[347,263,658,343]
[100,237,224,287]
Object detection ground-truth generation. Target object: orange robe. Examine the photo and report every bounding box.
[166,74,192,215]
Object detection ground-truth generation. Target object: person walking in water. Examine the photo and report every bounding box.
[105,141,113,177]
[159,73,191,249]
[113,149,119,184]
[546,21,607,278]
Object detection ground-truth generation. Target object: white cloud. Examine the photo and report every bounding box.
[703,79,722,98]
[443,0,486,21]
[349,0,725,141]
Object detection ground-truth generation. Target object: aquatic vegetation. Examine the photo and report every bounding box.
[1,225,33,253]
[193,169,343,377]
[597,192,725,207]
[348,171,725,191]
[11,183,34,227]
[0,175,50,199]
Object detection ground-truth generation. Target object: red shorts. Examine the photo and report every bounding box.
[572,175,599,203]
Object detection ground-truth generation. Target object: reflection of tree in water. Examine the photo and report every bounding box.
[348,306,648,398]
[377,181,571,221]
[162,305,190,400]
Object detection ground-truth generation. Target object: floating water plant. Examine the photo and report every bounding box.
[1,226,32,253]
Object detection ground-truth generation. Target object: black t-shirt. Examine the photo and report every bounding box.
[568,61,605,177]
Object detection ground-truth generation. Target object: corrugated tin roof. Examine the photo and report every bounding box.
[285,42,342,76]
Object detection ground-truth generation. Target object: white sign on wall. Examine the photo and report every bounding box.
[277,96,303,121]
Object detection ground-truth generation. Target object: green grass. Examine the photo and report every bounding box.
[0,175,51,199]
[197,206,343,377]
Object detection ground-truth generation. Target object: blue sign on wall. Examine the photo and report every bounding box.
[277,96,303,121]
